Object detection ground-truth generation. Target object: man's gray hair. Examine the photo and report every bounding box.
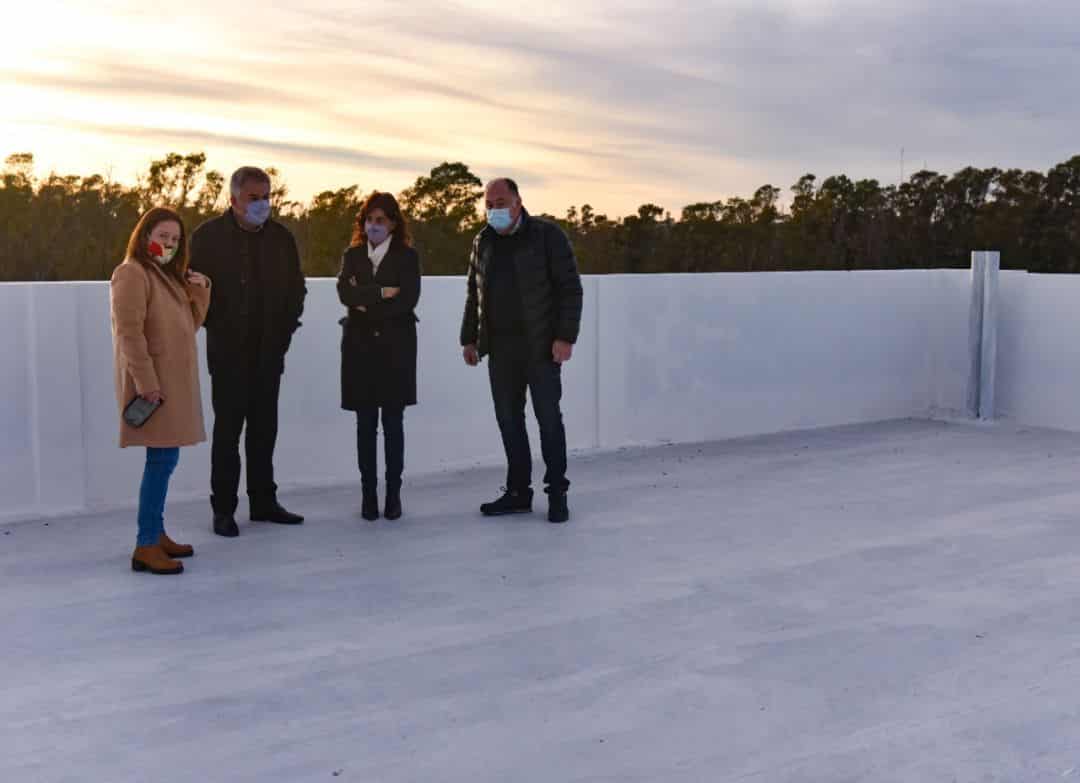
[230,166,271,197]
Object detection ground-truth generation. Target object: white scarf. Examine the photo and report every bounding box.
[368,236,392,274]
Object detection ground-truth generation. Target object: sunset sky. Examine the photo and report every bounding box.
[3,0,1078,217]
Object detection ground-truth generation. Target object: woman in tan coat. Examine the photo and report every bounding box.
[111,207,211,575]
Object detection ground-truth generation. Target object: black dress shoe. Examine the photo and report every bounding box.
[384,488,402,521]
[213,512,239,538]
[547,493,570,524]
[361,489,380,521]
[250,502,304,525]
[480,488,534,516]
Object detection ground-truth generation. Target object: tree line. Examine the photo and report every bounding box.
[3,150,1080,281]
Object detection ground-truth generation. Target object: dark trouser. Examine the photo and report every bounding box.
[488,335,569,495]
[210,368,282,514]
[356,406,405,491]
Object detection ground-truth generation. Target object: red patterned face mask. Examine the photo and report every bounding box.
[148,240,177,265]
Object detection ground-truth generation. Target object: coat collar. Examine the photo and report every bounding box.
[139,259,189,306]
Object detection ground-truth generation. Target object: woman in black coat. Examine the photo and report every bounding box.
[337,192,421,520]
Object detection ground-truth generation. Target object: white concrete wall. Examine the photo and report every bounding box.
[0,285,36,518]
[996,271,1080,430]
[926,268,977,416]
[0,271,971,523]
[596,271,971,447]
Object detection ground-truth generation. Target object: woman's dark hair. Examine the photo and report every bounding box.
[124,206,189,283]
[350,191,411,248]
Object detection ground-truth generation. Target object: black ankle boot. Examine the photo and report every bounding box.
[384,486,402,520]
[213,512,239,537]
[481,488,534,516]
[249,501,304,525]
[547,492,570,524]
[361,487,380,521]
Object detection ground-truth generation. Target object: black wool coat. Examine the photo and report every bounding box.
[189,210,307,376]
[337,241,421,410]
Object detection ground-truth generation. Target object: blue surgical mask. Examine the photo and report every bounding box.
[487,208,514,233]
[245,199,271,226]
[366,222,390,246]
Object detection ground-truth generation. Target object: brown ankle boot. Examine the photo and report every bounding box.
[132,545,184,575]
[159,532,193,558]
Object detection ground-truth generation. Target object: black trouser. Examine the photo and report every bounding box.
[210,367,281,514]
[356,406,405,492]
[488,335,569,495]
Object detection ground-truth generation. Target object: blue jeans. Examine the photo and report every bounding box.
[487,335,569,495]
[137,447,180,547]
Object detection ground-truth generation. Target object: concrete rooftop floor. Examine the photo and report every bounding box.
[5,419,1080,782]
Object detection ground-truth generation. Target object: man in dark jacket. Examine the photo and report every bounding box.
[190,166,307,537]
[461,178,584,523]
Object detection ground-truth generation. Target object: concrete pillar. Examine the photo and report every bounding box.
[965,251,1000,420]
[979,251,1000,420]
[966,253,986,418]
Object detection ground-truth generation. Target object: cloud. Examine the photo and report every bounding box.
[67,121,435,174]
[350,0,1080,173]
[6,0,1080,213]
[12,63,297,106]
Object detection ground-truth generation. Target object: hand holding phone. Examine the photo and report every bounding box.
[123,394,163,428]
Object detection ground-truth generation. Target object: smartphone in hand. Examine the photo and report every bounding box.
[123,396,162,428]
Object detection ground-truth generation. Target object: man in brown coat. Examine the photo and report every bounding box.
[190,167,307,537]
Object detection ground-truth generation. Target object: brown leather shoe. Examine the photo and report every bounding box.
[131,545,184,575]
[159,532,193,559]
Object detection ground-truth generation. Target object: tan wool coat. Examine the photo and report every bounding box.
[110,259,212,448]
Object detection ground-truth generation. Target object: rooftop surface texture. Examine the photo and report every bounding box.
[4,419,1080,782]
